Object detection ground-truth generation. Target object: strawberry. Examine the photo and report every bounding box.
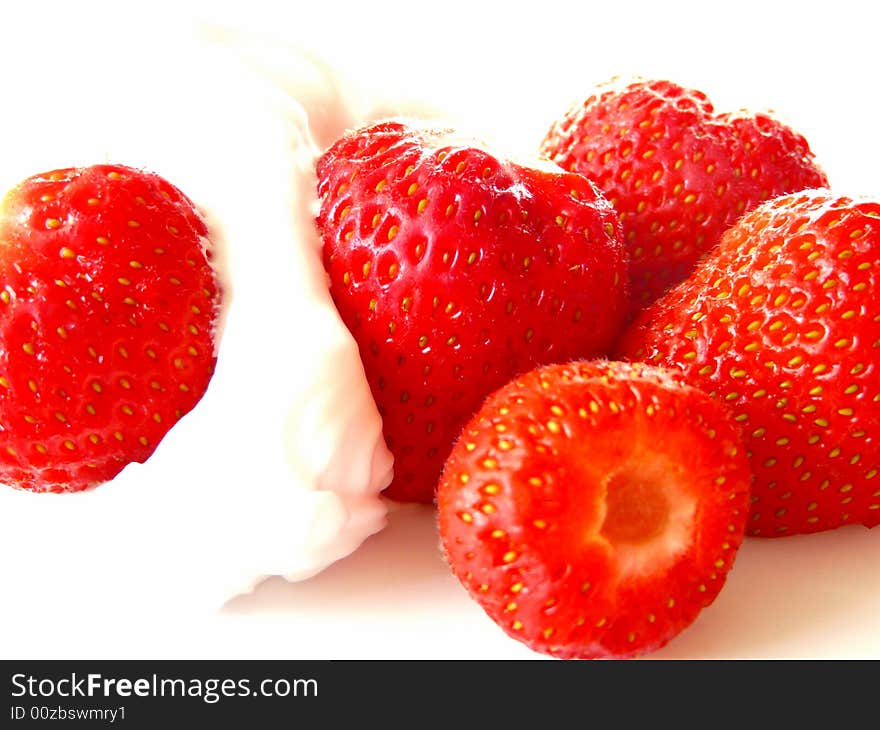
[0,164,221,493]
[618,190,880,537]
[540,78,828,312]
[437,360,750,659]
[317,121,628,503]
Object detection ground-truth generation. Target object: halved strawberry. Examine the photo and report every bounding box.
[437,360,750,659]
[0,164,222,492]
[618,190,880,537]
[317,121,628,503]
[541,79,827,312]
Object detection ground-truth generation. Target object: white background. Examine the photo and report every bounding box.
[0,0,879,659]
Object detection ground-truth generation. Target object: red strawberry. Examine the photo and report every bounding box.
[540,78,828,312]
[437,360,750,659]
[0,164,221,493]
[317,121,628,503]
[618,190,880,537]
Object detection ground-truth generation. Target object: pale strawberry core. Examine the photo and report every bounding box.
[601,470,671,545]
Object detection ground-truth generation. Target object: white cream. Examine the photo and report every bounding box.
[0,12,391,614]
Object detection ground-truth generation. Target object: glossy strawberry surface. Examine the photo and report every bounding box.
[541,79,827,312]
[317,121,628,502]
[0,164,221,492]
[618,190,880,536]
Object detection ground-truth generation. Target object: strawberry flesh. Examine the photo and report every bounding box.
[438,360,750,659]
